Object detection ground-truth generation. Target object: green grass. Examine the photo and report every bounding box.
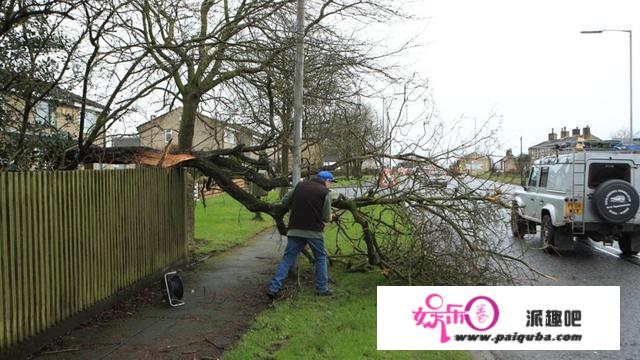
[476,172,521,185]
[224,261,469,360]
[193,192,277,254]
[333,175,375,187]
[224,217,469,360]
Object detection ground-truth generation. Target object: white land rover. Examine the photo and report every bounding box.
[511,146,640,256]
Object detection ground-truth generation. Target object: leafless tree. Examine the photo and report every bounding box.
[0,0,77,38]
[610,127,640,142]
[0,0,176,169]
[126,0,403,152]
[0,0,84,169]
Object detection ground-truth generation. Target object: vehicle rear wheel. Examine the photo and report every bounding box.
[618,234,639,257]
[541,214,556,253]
[511,207,527,239]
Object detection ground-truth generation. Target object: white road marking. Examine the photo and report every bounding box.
[589,245,621,258]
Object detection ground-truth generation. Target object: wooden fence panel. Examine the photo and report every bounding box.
[0,168,191,351]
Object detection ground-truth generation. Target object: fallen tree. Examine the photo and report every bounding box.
[68,105,536,286]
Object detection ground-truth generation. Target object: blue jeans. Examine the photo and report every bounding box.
[268,236,329,293]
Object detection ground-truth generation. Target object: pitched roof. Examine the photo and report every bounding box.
[0,70,105,109]
[530,134,602,149]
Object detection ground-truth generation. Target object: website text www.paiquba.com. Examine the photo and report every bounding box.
[455,332,583,344]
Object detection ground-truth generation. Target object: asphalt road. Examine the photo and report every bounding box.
[480,230,637,360]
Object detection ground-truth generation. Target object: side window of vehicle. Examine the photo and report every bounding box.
[539,167,549,188]
[528,166,540,187]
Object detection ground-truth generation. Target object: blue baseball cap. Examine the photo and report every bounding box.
[317,170,335,182]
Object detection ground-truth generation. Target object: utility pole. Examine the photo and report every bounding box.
[581,29,633,144]
[291,0,305,185]
[520,136,523,156]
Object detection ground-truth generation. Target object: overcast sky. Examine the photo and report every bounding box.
[384,0,640,156]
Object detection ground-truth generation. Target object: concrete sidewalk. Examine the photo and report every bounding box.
[36,228,285,360]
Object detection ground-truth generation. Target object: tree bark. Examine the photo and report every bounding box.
[178,93,200,151]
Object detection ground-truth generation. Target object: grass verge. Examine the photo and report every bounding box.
[193,192,276,254]
[476,172,521,186]
[333,175,376,187]
[224,215,470,360]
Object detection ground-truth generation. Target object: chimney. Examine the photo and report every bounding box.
[506,149,513,157]
[582,126,591,139]
[572,127,580,136]
[548,128,557,141]
[560,127,570,139]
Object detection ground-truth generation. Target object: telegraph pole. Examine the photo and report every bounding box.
[291,0,305,185]
[520,136,523,156]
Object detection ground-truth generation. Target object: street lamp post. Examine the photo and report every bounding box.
[292,0,305,185]
[581,29,633,143]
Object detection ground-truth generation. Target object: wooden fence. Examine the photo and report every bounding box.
[0,168,193,350]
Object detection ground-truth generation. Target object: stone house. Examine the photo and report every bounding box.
[456,152,492,175]
[528,126,600,160]
[493,149,518,173]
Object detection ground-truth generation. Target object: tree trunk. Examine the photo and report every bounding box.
[354,160,362,178]
[178,93,200,152]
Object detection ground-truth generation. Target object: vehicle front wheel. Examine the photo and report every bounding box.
[541,215,556,253]
[618,234,639,257]
[511,207,527,239]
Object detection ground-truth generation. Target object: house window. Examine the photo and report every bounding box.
[34,101,50,125]
[84,112,97,133]
[224,130,236,145]
[164,129,173,143]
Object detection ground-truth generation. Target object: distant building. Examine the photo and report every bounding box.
[456,152,492,175]
[493,149,518,173]
[136,107,257,151]
[528,126,601,160]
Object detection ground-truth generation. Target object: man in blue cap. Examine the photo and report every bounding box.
[267,170,336,298]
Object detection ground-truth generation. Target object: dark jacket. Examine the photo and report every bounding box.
[287,178,330,232]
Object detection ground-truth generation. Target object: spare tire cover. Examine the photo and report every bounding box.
[592,179,640,223]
